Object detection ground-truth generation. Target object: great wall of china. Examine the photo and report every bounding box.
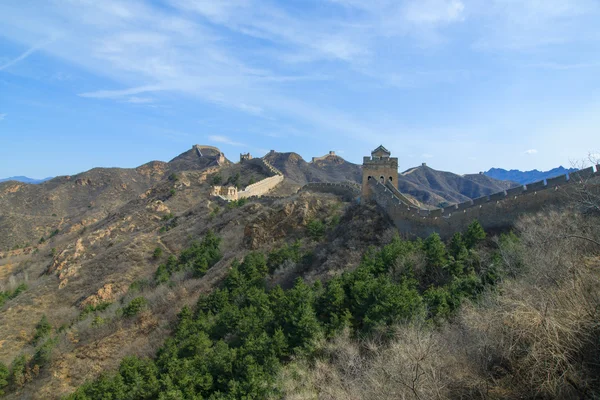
[211,157,284,201]
[208,145,599,239]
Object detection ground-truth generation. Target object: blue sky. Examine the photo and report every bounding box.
[1,0,599,178]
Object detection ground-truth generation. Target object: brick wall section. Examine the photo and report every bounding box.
[238,175,284,199]
[245,158,283,177]
[368,166,600,239]
[300,182,360,201]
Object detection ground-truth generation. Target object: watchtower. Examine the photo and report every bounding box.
[362,145,398,201]
[240,153,253,162]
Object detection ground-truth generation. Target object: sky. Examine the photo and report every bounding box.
[0,0,599,178]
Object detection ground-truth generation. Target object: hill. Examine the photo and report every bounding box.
[0,144,598,399]
[399,164,519,207]
[484,166,578,185]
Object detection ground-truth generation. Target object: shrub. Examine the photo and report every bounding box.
[161,213,174,221]
[32,315,51,344]
[0,362,8,396]
[122,297,148,317]
[152,247,163,260]
[307,219,325,241]
[80,302,112,320]
[0,283,27,308]
[211,174,223,185]
[34,337,57,366]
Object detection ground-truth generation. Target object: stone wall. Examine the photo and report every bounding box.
[300,182,360,201]
[311,151,336,163]
[245,158,283,177]
[238,175,284,199]
[368,166,600,239]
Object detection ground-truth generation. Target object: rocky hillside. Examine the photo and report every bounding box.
[400,164,519,206]
[263,151,361,186]
[0,151,389,398]
[0,146,248,252]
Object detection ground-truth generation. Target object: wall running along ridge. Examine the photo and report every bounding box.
[300,182,360,201]
[212,157,284,201]
[368,166,600,239]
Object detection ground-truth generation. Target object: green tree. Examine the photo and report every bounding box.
[211,174,223,185]
[152,247,163,260]
[464,220,486,249]
[307,219,325,241]
[122,297,148,317]
[0,361,8,396]
[33,315,52,344]
[423,233,447,269]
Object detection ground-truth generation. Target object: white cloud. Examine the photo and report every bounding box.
[421,153,434,158]
[208,135,245,147]
[524,149,538,155]
[0,113,6,121]
[0,37,55,71]
[402,0,465,24]
[126,96,155,104]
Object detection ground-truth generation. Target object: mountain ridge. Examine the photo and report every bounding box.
[484,166,578,185]
[0,176,54,184]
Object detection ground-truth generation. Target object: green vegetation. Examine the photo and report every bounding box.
[227,198,247,209]
[32,315,52,345]
[152,247,163,260]
[69,221,500,399]
[161,213,175,221]
[33,337,57,366]
[49,229,60,238]
[168,173,179,182]
[0,283,27,308]
[154,231,222,283]
[227,172,241,188]
[169,188,176,197]
[121,297,148,317]
[79,302,112,321]
[211,174,223,185]
[307,219,325,241]
[0,362,8,396]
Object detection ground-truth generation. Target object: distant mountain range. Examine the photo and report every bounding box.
[0,176,54,184]
[483,167,578,185]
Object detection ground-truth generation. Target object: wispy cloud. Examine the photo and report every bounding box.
[0,113,6,121]
[524,149,538,155]
[126,96,155,104]
[0,38,55,71]
[208,135,245,147]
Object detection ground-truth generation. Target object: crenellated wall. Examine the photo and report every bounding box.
[368,166,600,239]
[212,156,284,201]
[238,175,284,199]
[245,158,283,177]
[300,182,360,201]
